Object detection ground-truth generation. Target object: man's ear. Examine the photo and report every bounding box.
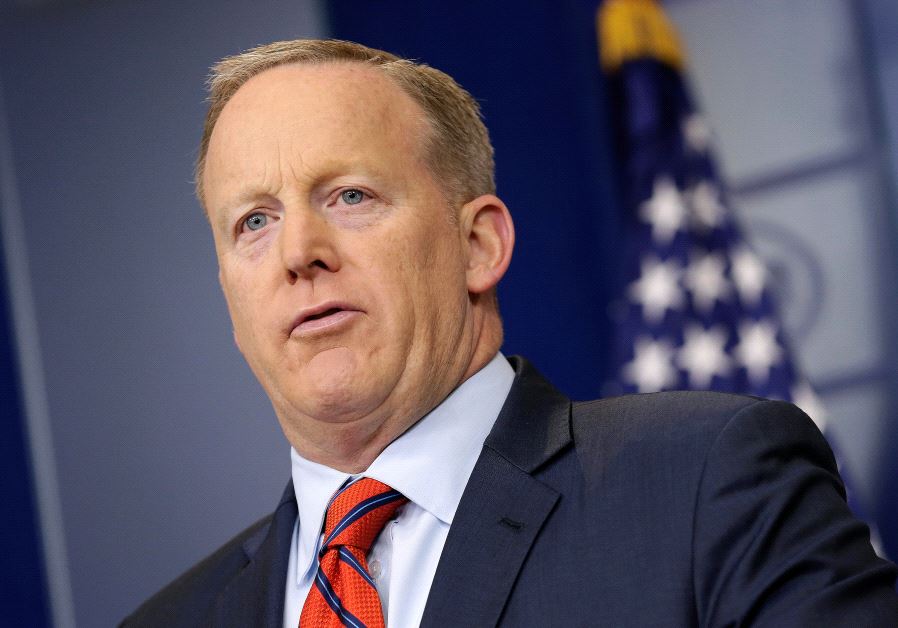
[459,194,515,294]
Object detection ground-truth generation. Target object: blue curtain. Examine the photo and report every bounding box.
[327,0,624,400]
[0,233,50,625]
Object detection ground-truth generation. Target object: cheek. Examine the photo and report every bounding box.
[402,229,468,317]
[221,272,267,344]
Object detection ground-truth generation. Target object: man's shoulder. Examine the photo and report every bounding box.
[121,514,274,628]
[505,356,823,470]
[575,388,766,421]
[572,389,812,439]
[568,390,827,475]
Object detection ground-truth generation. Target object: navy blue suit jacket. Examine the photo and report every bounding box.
[124,356,898,626]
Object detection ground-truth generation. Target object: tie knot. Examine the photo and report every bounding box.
[320,478,408,555]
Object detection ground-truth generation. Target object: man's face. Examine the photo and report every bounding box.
[202,63,477,447]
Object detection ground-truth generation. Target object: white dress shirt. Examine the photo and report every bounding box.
[282,353,515,628]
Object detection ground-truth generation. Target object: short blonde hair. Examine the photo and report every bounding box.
[196,39,495,207]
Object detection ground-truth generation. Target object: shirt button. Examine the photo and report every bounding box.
[369,559,382,579]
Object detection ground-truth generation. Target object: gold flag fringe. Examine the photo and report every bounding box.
[598,0,686,72]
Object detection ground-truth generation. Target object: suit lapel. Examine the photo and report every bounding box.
[212,480,297,628]
[421,357,572,627]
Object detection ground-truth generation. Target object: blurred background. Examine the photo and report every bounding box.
[2,0,896,625]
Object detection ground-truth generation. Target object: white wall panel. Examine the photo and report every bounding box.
[0,1,326,625]
[668,0,861,182]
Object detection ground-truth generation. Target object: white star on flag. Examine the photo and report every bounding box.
[684,251,731,312]
[687,181,725,230]
[734,319,784,384]
[731,246,767,306]
[676,324,731,389]
[623,336,679,392]
[639,176,687,244]
[682,114,711,153]
[628,256,684,323]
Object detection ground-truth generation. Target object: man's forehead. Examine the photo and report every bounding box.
[206,61,431,179]
[202,61,432,212]
[219,61,423,128]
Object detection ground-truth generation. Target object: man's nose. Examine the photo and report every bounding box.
[278,208,341,282]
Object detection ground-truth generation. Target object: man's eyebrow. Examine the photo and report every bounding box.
[213,189,272,231]
[233,188,269,206]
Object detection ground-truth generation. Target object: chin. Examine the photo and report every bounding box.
[300,346,390,411]
[300,383,386,425]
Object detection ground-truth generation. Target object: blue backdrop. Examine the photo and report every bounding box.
[329,0,624,400]
[0,234,49,625]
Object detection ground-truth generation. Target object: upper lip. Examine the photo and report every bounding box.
[288,301,361,333]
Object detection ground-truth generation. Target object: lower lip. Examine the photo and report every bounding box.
[292,310,361,336]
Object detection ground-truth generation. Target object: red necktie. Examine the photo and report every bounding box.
[300,478,408,628]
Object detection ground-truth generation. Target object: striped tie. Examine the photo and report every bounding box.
[300,478,408,628]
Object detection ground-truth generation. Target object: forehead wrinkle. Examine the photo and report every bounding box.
[265,139,286,196]
[284,139,312,193]
[223,142,291,209]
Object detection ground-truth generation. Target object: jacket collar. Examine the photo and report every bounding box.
[421,355,572,626]
[484,355,573,472]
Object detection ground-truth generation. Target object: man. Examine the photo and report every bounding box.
[124,39,898,627]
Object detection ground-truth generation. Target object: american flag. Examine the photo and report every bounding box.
[598,0,822,420]
[596,0,886,551]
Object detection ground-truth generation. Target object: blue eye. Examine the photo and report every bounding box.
[341,189,365,205]
[244,213,267,231]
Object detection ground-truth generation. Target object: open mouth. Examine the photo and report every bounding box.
[303,307,344,323]
[291,304,360,336]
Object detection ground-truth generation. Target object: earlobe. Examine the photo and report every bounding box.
[461,194,515,294]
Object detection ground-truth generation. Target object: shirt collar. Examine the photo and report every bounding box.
[290,352,515,581]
